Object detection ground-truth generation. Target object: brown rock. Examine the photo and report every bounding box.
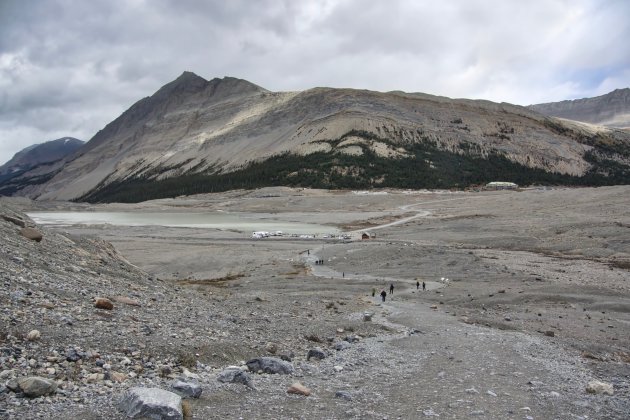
[287,382,311,396]
[110,371,127,383]
[20,227,43,242]
[95,298,114,310]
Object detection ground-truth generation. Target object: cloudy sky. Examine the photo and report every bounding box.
[1,0,629,165]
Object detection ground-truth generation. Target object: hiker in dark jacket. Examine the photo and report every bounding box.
[380,290,387,302]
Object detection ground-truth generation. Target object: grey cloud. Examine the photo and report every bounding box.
[1,0,629,165]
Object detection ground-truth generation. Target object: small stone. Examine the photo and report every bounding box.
[95,298,114,310]
[20,227,43,242]
[110,372,127,383]
[26,330,41,341]
[287,382,311,396]
[363,312,373,322]
[335,390,352,400]
[470,410,485,416]
[544,330,555,337]
[487,390,497,397]
[586,380,614,395]
[265,342,278,354]
[306,347,326,361]
[466,387,479,394]
[335,341,351,351]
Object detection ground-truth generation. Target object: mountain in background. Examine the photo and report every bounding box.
[2,72,630,202]
[529,88,630,129]
[0,137,84,195]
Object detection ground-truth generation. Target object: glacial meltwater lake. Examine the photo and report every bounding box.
[27,211,338,235]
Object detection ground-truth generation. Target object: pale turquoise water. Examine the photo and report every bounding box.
[27,211,338,235]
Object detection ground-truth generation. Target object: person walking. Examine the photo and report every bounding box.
[372,287,376,297]
[422,281,426,291]
[380,289,387,302]
[389,283,394,295]
[416,280,420,290]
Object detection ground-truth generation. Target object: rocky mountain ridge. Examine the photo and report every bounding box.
[4,73,630,202]
[0,138,84,195]
[530,88,630,129]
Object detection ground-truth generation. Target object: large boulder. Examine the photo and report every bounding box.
[17,376,57,398]
[119,387,183,420]
[246,357,294,375]
[171,379,202,398]
[20,227,43,242]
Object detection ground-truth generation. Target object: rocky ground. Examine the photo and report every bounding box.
[1,186,629,419]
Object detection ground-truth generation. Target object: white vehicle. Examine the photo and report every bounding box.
[252,231,270,239]
[271,231,283,236]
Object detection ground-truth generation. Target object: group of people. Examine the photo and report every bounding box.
[372,280,426,302]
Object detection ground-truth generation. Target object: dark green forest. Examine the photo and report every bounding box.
[76,132,630,203]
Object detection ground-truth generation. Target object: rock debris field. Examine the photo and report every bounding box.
[1,185,629,419]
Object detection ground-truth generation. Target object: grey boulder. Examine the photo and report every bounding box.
[217,368,254,388]
[119,387,182,420]
[171,379,202,398]
[306,347,326,361]
[246,357,294,375]
[17,376,57,398]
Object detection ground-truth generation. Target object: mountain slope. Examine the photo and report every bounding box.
[0,137,84,195]
[529,88,630,129]
[7,73,630,202]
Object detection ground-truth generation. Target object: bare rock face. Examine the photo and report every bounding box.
[119,387,183,420]
[20,227,43,242]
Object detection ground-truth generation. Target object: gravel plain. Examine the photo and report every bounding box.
[1,185,629,419]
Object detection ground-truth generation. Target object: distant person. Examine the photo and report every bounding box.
[416,280,420,290]
[342,272,345,278]
[422,281,426,291]
[380,290,387,302]
[307,250,309,255]
[390,283,394,295]
[372,288,376,297]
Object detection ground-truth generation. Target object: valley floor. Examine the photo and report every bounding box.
[1,185,629,419]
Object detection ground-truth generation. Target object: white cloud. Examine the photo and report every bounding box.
[0,0,628,165]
